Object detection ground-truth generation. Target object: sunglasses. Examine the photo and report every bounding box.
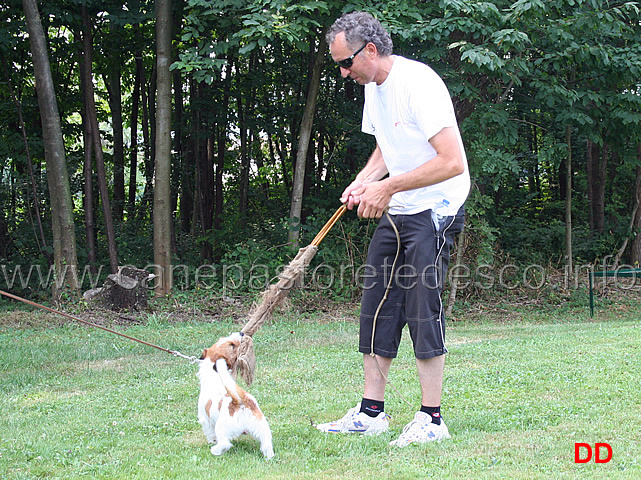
[336,43,367,69]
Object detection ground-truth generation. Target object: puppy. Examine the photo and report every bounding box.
[197,332,274,459]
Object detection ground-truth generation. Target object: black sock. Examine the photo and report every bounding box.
[360,398,385,418]
[420,405,442,425]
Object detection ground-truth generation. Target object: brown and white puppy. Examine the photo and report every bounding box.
[197,332,274,459]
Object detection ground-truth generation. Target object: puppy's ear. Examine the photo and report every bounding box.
[225,341,240,368]
[200,348,208,360]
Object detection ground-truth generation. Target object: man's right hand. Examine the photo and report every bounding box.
[340,180,364,210]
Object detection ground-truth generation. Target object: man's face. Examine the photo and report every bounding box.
[329,32,372,85]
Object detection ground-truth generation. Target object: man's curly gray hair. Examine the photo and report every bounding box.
[326,11,393,57]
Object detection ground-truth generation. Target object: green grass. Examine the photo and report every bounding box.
[1,305,640,479]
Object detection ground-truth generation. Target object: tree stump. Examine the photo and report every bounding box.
[84,266,155,311]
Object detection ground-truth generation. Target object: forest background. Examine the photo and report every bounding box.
[1,0,641,310]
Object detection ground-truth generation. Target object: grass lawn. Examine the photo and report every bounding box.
[1,302,640,479]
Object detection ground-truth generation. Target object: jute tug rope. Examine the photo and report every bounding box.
[236,205,347,386]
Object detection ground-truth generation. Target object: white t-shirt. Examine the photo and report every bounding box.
[362,56,470,216]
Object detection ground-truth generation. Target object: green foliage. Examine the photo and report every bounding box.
[171,45,227,85]
[237,0,330,52]
[1,0,641,303]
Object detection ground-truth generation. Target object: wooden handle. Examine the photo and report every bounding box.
[310,205,347,246]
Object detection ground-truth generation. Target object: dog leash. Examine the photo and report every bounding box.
[369,211,413,408]
[0,289,201,364]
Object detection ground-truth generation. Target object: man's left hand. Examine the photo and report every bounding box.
[355,180,391,219]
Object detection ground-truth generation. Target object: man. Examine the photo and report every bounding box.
[316,11,470,447]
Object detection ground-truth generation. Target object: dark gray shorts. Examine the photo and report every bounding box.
[359,206,465,360]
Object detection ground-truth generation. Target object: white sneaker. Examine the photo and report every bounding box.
[389,411,451,447]
[316,403,390,435]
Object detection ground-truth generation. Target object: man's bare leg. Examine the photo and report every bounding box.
[363,353,392,401]
[416,354,445,407]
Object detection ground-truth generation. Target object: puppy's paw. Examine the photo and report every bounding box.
[210,441,232,456]
[262,445,275,460]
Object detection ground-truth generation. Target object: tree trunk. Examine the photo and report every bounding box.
[270,134,291,197]
[136,58,153,223]
[195,84,214,261]
[106,20,125,223]
[82,119,98,275]
[597,144,609,233]
[214,68,230,232]
[81,6,119,274]
[587,139,607,234]
[629,143,641,265]
[153,0,173,296]
[128,47,141,214]
[171,2,184,222]
[316,127,325,194]
[288,31,327,248]
[565,126,573,278]
[110,81,125,222]
[585,138,593,229]
[23,0,79,297]
[238,94,249,216]
[79,50,97,275]
[179,75,194,234]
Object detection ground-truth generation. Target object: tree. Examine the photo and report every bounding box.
[80,5,119,274]
[2,0,640,303]
[105,19,126,223]
[629,143,641,264]
[288,31,327,248]
[0,54,51,266]
[153,0,173,295]
[22,0,80,297]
